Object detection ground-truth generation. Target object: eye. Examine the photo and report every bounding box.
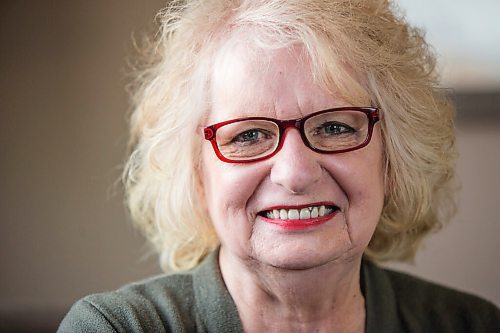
[232,129,272,145]
[319,122,355,135]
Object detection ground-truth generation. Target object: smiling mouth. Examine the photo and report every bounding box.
[258,204,339,220]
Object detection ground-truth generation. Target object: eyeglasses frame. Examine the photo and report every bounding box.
[203,106,380,163]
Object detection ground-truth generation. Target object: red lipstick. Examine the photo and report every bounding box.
[261,214,335,230]
[258,202,339,231]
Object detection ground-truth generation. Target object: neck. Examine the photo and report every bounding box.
[219,248,366,333]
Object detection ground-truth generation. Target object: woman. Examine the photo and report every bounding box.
[59,0,498,332]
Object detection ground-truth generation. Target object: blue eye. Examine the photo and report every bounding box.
[320,122,355,135]
[232,129,272,145]
[234,130,259,142]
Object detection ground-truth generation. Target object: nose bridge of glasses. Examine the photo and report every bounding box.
[279,117,301,125]
[277,118,309,149]
[278,118,303,133]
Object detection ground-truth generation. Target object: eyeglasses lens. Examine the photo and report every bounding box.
[304,110,368,151]
[215,120,280,161]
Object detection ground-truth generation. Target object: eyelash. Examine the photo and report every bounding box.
[315,122,355,135]
[232,129,272,144]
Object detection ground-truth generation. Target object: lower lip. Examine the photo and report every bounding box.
[260,212,337,231]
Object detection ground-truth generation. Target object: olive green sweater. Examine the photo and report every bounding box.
[58,250,499,332]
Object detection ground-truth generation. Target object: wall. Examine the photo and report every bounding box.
[0,1,498,332]
[0,1,165,331]
[384,123,500,305]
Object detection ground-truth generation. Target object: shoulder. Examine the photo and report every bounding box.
[57,272,199,333]
[387,267,499,329]
[363,260,500,332]
[58,249,243,333]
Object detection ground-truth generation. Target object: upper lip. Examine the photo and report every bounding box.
[258,201,339,213]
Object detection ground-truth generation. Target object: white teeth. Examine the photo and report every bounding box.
[288,209,299,220]
[311,207,319,218]
[264,205,336,220]
[299,208,310,219]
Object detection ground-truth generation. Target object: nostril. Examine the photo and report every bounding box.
[269,148,323,194]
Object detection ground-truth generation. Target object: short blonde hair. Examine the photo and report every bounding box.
[124,0,457,271]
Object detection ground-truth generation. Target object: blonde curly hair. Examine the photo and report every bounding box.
[124,0,457,271]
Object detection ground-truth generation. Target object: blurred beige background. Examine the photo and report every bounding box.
[1,1,499,332]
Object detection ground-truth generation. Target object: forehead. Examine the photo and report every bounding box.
[208,41,346,123]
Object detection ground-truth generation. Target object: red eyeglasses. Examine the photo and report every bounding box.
[203,107,380,163]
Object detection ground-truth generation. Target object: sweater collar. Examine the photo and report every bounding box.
[193,248,244,333]
[362,258,400,333]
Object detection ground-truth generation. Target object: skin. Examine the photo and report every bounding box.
[200,42,385,332]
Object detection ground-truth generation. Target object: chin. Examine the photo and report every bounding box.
[250,242,359,271]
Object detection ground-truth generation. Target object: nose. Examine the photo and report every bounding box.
[269,128,322,194]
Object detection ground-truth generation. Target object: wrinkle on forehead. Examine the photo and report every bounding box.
[209,41,350,122]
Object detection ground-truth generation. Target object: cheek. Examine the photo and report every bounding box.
[352,155,384,206]
[332,161,384,223]
[343,140,385,240]
[351,170,385,219]
[200,147,266,224]
[322,130,384,236]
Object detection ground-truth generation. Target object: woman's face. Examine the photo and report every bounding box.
[200,44,385,270]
